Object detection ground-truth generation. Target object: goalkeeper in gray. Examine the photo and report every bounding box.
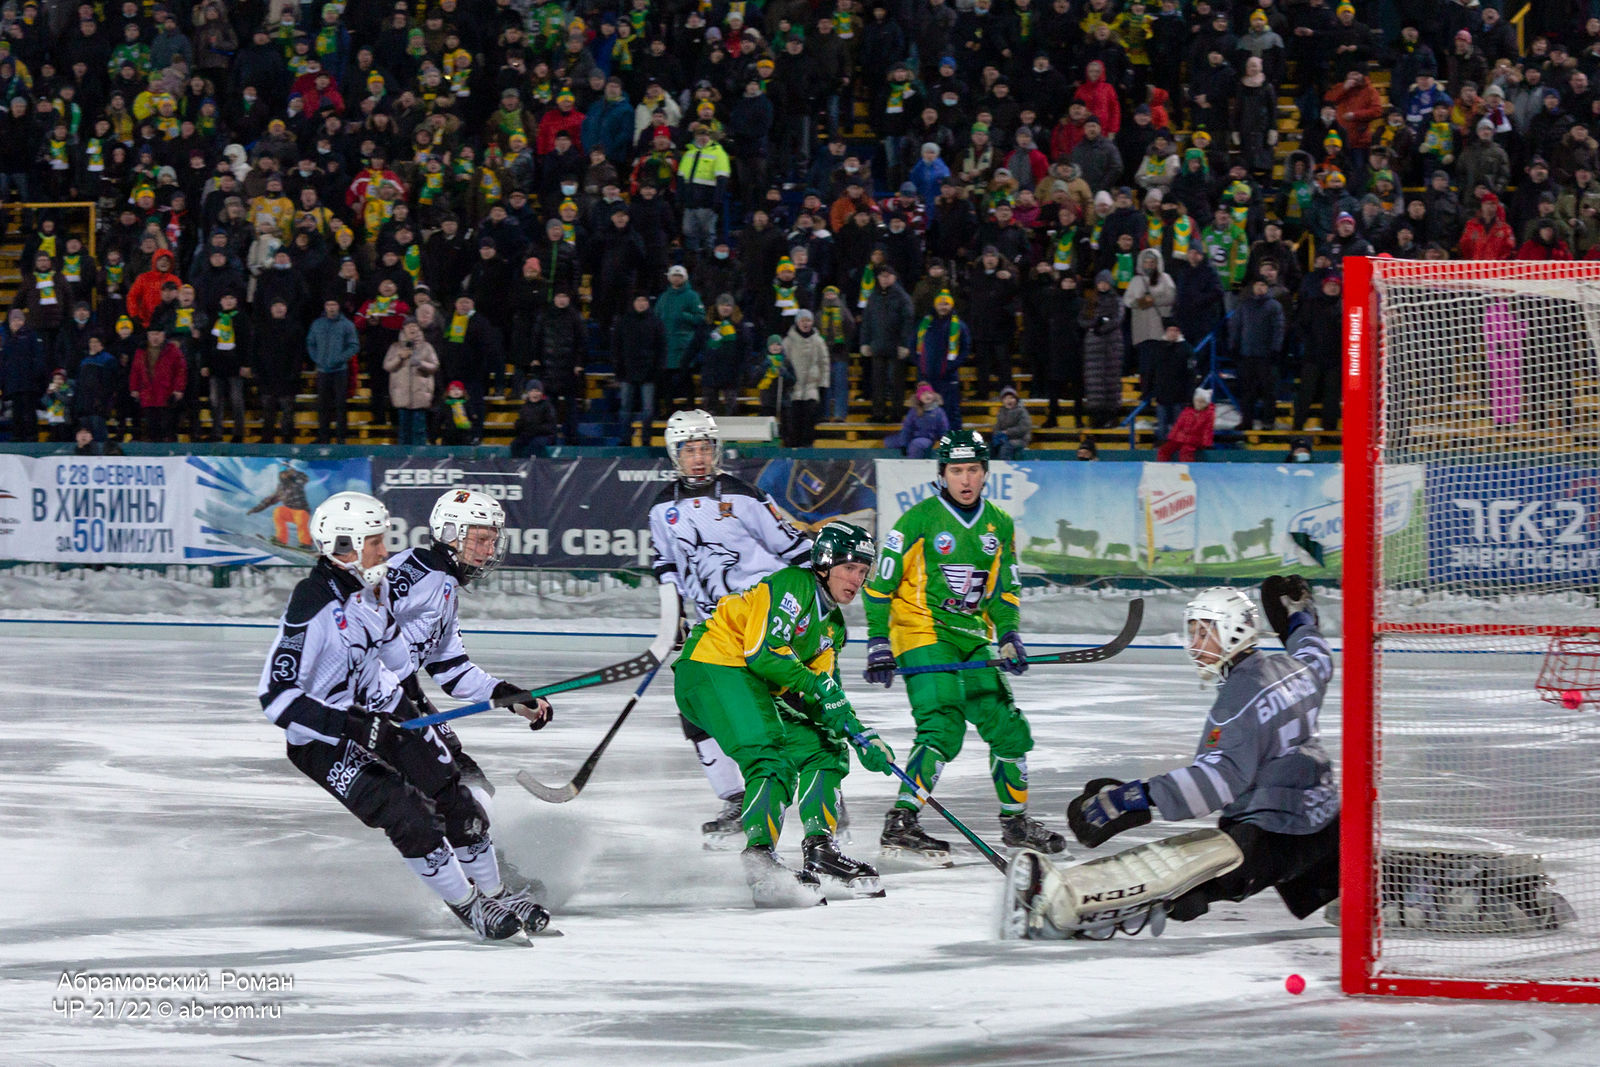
[1001,577,1339,940]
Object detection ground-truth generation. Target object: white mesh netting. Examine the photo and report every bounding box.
[1369,261,1600,987]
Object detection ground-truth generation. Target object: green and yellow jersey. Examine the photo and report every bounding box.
[683,565,845,705]
[864,494,1021,654]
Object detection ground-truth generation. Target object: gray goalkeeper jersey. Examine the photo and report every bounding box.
[1147,623,1337,835]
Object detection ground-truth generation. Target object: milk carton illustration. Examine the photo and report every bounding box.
[1138,463,1198,573]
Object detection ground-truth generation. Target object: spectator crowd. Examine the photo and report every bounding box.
[0,0,1595,453]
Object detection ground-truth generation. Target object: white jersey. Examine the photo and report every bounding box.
[648,473,814,621]
[385,545,504,705]
[258,560,408,747]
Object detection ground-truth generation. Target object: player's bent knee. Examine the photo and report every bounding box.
[679,712,710,743]
[363,785,449,858]
[439,784,490,846]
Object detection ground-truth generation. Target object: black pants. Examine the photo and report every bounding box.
[1293,359,1342,431]
[1236,357,1279,431]
[1169,816,1341,923]
[141,406,175,442]
[869,353,905,422]
[260,390,296,443]
[316,371,347,443]
[286,724,485,861]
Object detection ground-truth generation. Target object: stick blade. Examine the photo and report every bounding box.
[516,768,579,804]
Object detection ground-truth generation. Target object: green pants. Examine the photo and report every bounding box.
[674,658,849,847]
[895,637,1034,816]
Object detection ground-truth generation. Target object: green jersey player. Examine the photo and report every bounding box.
[862,430,1067,859]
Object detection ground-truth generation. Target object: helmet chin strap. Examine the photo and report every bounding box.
[334,555,387,589]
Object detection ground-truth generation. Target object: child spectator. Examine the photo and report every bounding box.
[886,382,950,458]
[992,386,1032,459]
[511,379,560,457]
[1157,387,1216,462]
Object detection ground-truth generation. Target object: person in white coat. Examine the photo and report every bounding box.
[782,308,830,447]
[1123,248,1177,400]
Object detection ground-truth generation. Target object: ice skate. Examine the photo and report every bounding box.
[741,845,826,908]
[803,834,885,898]
[701,792,745,851]
[1000,813,1069,856]
[489,886,551,935]
[495,856,547,900]
[879,808,952,865]
[447,886,522,941]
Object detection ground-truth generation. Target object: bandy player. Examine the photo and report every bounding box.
[648,409,814,844]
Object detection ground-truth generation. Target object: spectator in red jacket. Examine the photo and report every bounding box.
[537,89,586,155]
[1073,61,1122,137]
[127,325,187,441]
[125,250,181,327]
[1517,219,1574,260]
[1459,192,1516,259]
[1157,387,1216,462]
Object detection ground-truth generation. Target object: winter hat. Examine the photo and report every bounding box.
[1485,83,1505,99]
[1249,9,1267,27]
[915,382,936,403]
[767,333,783,347]
[970,122,990,135]
[1335,3,1354,16]
[556,88,575,105]
[796,308,815,322]
[1324,170,1347,187]
[666,264,688,279]
[822,285,841,299]
[1194,387,1213,406]
[1227,180,1252,198]
[999,385,1019,401]
[1323,129,1343,149]
[775,256,795,275]
[1335,211,1355,224]
[448,380,466,392]
[524,378,544,393]
[1094,190,1114,209]
[1191,129,1212,148]
[934,289,955,310]
[921,142,940,156]
[1477,118,1495,133]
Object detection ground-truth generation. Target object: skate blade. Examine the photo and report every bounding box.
[817,872,886,899]
[878,844,954,869]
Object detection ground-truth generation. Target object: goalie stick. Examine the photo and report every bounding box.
[400,626,678,731]
[892,597,1144,678]
[853,732,1009,873]
[516,660,666,803]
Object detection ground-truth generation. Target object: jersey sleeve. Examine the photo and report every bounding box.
[647,495,684,594]
[422,611,503,704]
[984,510,1022,635]
[744,487,814,569]
[863,513,914,638]
[1145,690,1262,823]
[742,571,833,699]
[1286,619,1334,688]
[258,599,349,743]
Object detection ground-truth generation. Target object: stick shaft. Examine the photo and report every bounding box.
[518,662,664,803]
[852,733,1008,872]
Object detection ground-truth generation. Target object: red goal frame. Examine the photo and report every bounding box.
[1340,256,1600,1002]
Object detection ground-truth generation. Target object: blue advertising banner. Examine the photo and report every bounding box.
[1425,464,1600,588]
[188,457,373,566]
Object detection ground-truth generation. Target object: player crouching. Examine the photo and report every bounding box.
[259,492,546,942]
[1000,578,1338,940]
[673,522,896,906]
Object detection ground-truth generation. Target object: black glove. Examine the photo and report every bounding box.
[863,636,897,688]
[1067,777,1153,849]
[493,680,553,731]
[1260,575,1317,644]
[997,631,1028,676]
[342,698,410,757]
[399,672,463,753]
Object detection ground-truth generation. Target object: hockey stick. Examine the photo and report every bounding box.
[852,733,1009,873]
[892,597,1144,678]
[400,629,676,731]
[515,658,666,803]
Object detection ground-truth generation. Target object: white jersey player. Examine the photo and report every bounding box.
[386,489,553,894]
[1001,578,1340,941]
[258,491,547,941]
[649,409,814,843]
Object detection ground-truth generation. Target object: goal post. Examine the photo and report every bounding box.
[1342,257,1600,1003]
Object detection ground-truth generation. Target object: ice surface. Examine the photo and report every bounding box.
[5,627,1599,1066]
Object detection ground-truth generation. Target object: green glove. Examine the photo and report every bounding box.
[851,727,896,776]
[812,674,856,732]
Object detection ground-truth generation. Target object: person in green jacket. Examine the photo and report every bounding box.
[655,264,706,410]
[862,429,1067,860]
[674,521,896,906]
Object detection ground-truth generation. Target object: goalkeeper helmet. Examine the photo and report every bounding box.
[665,408,722,486]
[811,520,877,576]
[430,489,507,584]
[311,491,392,589]
[1183,586,1261,686]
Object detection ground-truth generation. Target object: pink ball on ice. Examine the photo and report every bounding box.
[1561,690,1584,710]
[1285,974,1306,995]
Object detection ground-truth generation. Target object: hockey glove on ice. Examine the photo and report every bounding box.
[1067,777,1153,849]
[997,632,1028,676]
[1260,575,1317,644]
[862,636,897,688]
[493,681,553,731]
[850,727,896,776]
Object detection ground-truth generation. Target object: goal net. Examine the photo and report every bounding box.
[1343,258,1600,1002]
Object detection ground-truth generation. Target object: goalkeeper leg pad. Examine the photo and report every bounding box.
[1000,829,1244,940]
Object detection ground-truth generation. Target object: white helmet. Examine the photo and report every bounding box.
[429,489,507,583]
[1183,586,1261,686]
[665,408,722,484]
[311,491,392,589]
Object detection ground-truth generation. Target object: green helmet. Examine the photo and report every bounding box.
[811,520,877,574]
[935,429,990,472]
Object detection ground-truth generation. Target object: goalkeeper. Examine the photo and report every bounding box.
[1002,578,1339,940]
[673,522,896,907]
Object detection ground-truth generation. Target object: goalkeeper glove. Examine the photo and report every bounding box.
[1067,777,1152,849]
